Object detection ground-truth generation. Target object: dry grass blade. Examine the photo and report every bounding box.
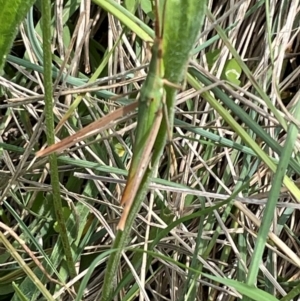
[36,101,138,157]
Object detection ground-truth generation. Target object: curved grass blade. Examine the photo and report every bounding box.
[35,101,138,157]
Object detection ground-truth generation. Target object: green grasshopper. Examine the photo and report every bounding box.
[36,0,173,231]
[117,0,170,230]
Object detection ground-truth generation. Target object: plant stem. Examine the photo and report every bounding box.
[41,0,77,285]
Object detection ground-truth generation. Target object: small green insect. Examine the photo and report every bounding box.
[117,0,169,230]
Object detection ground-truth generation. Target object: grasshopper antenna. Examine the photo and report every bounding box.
[153,0,168,40]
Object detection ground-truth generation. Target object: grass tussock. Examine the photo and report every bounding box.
[0,0,300,300]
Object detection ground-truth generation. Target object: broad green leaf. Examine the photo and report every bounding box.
[163,0,207,83]
[141,0,153,16]
[0,0,37,71]
[221,58,242,85]
[124,0,137,14]
[206,49,221,69]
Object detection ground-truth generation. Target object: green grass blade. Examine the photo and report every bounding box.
[12,283,30,301]
[203,273,279,301]
[205,9,287,130]
[187,70,300,201]
[0,232,55,301]
[92,0,153,41]
[189,69,300,175]
[246,98,300,286]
